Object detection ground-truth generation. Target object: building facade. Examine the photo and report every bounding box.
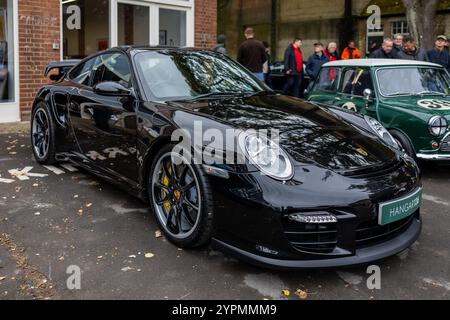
[0,0,217,123]
[218,0,450,61]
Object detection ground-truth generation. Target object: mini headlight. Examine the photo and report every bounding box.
[239,133,294,181]
[428,116,448,137]
[364,116,399,149]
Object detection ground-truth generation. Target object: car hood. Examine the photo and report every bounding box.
[382,96,450,118]
[172,95,397,172]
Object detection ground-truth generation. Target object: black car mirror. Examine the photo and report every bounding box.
[94,81,132,97]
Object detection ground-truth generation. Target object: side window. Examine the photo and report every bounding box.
[91,53,132,88]
[315,68,341,92]
[341,68,374,96]
[69,58,96,86]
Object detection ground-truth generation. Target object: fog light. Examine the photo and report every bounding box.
[289,212,338,224]
[431,141,440,149]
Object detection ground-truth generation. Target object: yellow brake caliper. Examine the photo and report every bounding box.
[162,165,172,213]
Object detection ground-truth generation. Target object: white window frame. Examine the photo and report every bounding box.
[109,0,194,47]
[0,0,20,123]
[391,21,409,36]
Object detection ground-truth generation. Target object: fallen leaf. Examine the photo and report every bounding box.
[86,203,93,208]
[0,277,6,281]
[15,187,21,193]
[58,256,65,261]
[34,212,41,216]
[295,289,308,300]
[282,290,290,297]
[144,253,155,259]
[32,183,39,187]
[73,195,79,198]
[129,255,137,259]
[155,230,162,238]
[121,267,135,272]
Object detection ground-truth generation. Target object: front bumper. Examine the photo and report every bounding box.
[417,153,450,161]
[212,217,422,270]
[208,157,421,269]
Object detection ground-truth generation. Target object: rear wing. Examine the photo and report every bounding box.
[44,60,81,80]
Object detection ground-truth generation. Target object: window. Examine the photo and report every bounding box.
[391,21,409,36]
[159,8,187,46]
[315,68,341,92]
[118,3,150,46]
[377,68,450,96]
[341,68,374,97]
[134,51,266,101]
[69,58,96,86]
[0,0,15,103]
[91,53,131,87]
[63,0,110,59]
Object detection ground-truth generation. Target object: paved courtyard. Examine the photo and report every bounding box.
[0,124,449,300]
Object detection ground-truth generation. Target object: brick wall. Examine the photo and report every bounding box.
[194,0,217,49]
[18,0,61,120]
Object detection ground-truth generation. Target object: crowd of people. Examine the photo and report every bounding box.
[214,28,450,98]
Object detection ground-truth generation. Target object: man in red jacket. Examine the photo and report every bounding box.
[283,38,303,98]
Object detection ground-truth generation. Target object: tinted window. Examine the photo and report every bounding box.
[341,68,374,96]
[91,53,132,87]
[134,51,267,101]
[315,68,341,92]
[69,58,96,86]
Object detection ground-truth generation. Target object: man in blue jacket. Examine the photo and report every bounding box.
[428,35,450,72]
[306,43,329,81]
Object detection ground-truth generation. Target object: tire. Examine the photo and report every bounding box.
[31,102,57,165]
[390,130,416,159]
[148,144,214,248]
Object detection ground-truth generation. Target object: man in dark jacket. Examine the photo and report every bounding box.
[213,34,228,56]
[397,36,428,61]
[283,37,303,98]
[237,28,267,81]
[306,43,329,81]
[370,38,397,59]
[428,35,450,72]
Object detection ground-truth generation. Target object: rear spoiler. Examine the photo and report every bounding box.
[44,59,81,78]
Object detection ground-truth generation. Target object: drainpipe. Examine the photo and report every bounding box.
[271,0,278,59]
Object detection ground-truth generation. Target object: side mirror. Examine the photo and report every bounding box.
[363,88,373,102]
[94,81,132,97]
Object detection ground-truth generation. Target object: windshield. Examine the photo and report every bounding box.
[134,51,268,101]
[377,67,450,97]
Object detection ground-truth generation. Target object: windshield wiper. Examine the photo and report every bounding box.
[246,90,277,97]
[416,91,447,96]
[386,92,410,97]
[179,92,243,102]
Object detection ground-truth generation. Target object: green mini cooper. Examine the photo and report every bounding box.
[307,59,450,160]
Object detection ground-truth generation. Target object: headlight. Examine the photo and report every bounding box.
[239,133,294,181]
[364,116,399,149]
[428,116,448,137]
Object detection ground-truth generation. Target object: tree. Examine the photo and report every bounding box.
[402,0,439,49]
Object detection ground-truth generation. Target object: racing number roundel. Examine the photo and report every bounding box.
[417,99,450,111]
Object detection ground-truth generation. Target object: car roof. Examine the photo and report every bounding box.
[323,59,442,68]
[111,45,202,53]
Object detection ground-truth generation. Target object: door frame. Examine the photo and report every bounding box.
[0,0,20,123]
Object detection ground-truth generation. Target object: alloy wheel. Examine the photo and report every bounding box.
[152,152,202,239]
[32,109,50,159]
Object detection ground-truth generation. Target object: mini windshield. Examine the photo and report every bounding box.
[134,51,268,101]
[377,67,450,97]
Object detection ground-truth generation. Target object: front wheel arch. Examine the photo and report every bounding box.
[389,128,417,158]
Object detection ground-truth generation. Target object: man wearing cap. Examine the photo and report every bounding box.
[428,35,450,72]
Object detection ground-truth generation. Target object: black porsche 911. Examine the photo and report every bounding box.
[31,46,422,269]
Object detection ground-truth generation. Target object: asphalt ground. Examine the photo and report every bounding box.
[0,123,449,300]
